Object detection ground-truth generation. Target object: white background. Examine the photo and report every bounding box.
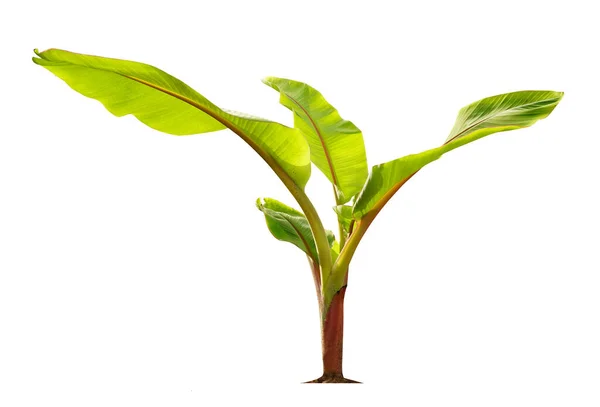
[1,0,599,405]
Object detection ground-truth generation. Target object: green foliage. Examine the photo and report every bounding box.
[333,205,354,241]
[263,77,368,203]
[33,49,563,314]
[32,48,311,189]
[256,198,335,265]
[352,91,563,219]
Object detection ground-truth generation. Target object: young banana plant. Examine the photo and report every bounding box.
[33,48,563,383]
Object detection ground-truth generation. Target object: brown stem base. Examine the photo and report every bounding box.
[303,373,361,383]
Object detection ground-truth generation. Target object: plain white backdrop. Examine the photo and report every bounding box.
[1,0,599,405]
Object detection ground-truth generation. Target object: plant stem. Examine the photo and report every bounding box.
[297,194,333,278]
[197,113,334,280]
[305,283,360,383]
[268,165,333,279]
[332,187,347,251]
[338,222,347,249]
[334,211,376,274]
[334,174,418,277]
[308,257,323,312]
[322,286,346,375]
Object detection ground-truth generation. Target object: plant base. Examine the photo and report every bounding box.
[304,373,361,383]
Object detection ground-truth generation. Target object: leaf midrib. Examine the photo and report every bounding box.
[43,56,279,172]
[286,94,340,190]
[116,75,303,189]
[124,76,237,132]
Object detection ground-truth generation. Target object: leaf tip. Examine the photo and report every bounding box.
[32,48,42,64]
[261,76,277,88]
[33,48,53,64]
[255,197,265,211]
[33,48,53,58]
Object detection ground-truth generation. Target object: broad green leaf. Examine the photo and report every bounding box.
[257,198,335,264]
[445,90,564,144]
[353,90,563,218]
[262,77,368,203]
[32,49,311,188]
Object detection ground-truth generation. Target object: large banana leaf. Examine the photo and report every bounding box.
[256,198,335,264]
[32,49,311,189]
[353,90,563,218]
[263,77,368,203]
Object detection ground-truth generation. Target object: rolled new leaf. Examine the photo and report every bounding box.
[32,49,311,189]
[263,77,368,203]
[333,205,354,240]
[257,198,335,264]
[353,90,563,218]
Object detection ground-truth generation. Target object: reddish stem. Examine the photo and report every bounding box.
[322,286,346,375]
[305,286,360,383]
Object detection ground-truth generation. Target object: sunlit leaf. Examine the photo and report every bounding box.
[33,49,311,188]
[257,198,334,264]
[263,77,368,202]
[353,90,563,218]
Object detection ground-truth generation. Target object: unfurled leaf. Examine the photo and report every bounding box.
[445,90,564,144]
[33,49,311,189]
[257,198,335,264]
[353,90,563,218]
[263,77,368,203]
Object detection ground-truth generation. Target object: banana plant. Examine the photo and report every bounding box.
[33,48,563,383]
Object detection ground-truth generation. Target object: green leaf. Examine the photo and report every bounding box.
[257,198,335,264]
[32,49,311,189]
[262,77,368,203]
[445,90,564,144]
[330,240,341,264]
[353,90,563,218]
[333,204,354,240]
